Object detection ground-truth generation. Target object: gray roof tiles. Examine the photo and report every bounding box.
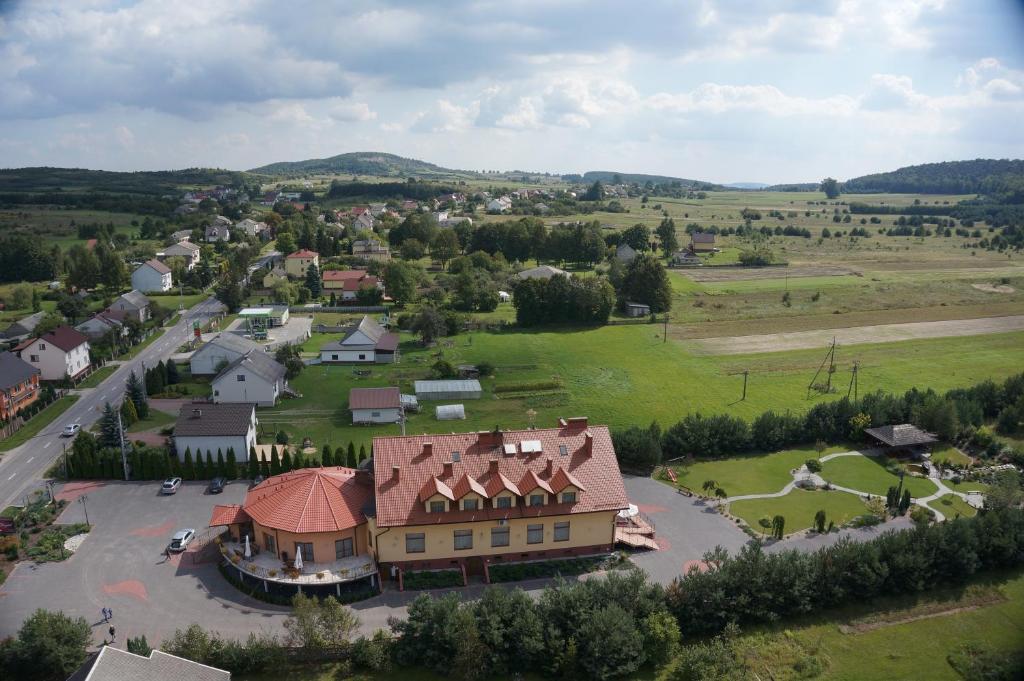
[174,402,255,437]
[83,647,230,681]
[214,350,286,384]
[0,351,39,390]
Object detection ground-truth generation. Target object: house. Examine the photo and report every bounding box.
[349,387,402,424]
[439,216,472,228]
[211,350,287,407]
[352,240,391,262]
[0,351,41,420]
[2,311,46,341]
[414,379,482,401]
[260,191,280,206]
[266,304,290,327]
[14,326,91,381]
[431,211,449,223]
[235,218,267,238]
[354,212,375,231]
[517,265,568,280]
[368,417,629,577]
[487,197,512,213]
[170,229,193,242]
[369,203,387,216]
[131,259,173,293]
[190,333,260,376]
[322,269,368,291]
[340,275,382,302]
[401,200,419,212]
[262,266,288,289]
[689,232,716,252]
[106,290,150,323]
[161,241,201,270]
[173,403,257,462]
[76,311,128,340]
[624,302,651,317]
[671,250,703,267]
[79,645,230,681]
[616,243,638,264]
[205,223,230,242]
[319,315,399,364]
[285,250,319,278]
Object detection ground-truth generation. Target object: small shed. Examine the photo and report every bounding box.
[414,379,483,401]
[624,302,651,317]
[498,291,511,303]
[436,404,466,420]
[400,394,420,413]
[457,364,480,379]
[349,386,402,424]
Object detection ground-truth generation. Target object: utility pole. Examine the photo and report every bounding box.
[742,370,749,401]
[117,410,129,481]
[80,494,90,528]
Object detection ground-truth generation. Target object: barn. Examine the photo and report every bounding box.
[349,387,402,424]
[414,379,482,401]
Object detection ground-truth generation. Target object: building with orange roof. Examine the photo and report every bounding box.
[284,249,319,278]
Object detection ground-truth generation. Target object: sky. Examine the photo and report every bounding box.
[1,0,1023,184]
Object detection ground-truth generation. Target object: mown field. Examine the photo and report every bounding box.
[259,324,1024,449]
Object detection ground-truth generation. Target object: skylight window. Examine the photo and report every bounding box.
[503,443,517,456]
[521,440,542,454]
[559,444,568,457]
[451,451,461,462]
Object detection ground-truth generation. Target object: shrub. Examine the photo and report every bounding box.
[403,568,463,590]
[488,556,606,583]
[805,459,823,473]
[476,361,495,377]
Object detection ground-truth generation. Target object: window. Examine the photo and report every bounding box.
[236,374,245,382]
[561,491,577,504]
[358,354,366,360]
[559,444,568,456]
[295,542,314,562]
[213,390,219,397]
[454,529,473,550]
[335,537,354,559]
[30,355,39,363]
[39,344,46,351]
[263,533,276,555]
[495,496,512,509]
[527,524,544,544]
[451,451,461,462]
[554,522,570,542]
[371,411,380,417]
[331,354,338,361]
[463,498,479,511]
[529,493,545,507]
[429,500,445,513]
[491,526,510,547]
[406,533,425,553]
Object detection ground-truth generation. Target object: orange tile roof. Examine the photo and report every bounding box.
[322,269,366,282]
[209,504,250,526]
[286,249,319,259]
[240,467,372,533]
[550,467,586,493]
[519,469,554,495]
[372,421,628,528]
[451,472,488,499]
[417,476,454,503]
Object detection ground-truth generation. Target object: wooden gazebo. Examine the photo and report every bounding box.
[864,424,938,458]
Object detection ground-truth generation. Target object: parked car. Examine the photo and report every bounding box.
[167,528,195,553]
[160,477,182,495]
[61,423,80,438]
[208,476,226,494]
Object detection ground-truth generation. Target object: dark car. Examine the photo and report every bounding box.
[208,476,226,494]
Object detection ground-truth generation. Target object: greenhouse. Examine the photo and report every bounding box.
[435,404,466,420]
[414,379,482,401]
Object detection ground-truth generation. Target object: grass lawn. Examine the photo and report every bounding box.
[148,292,210,311]
[126,409,176,433]
[665,443,849,497]
[946,478,990,494]
[77,365,118,389]
[931,493,978,518]
[262,325,1024,450]
[0,396,79,452]
[120,326,166,359]
[819,455,938,498]
[728,488,869,534]
[930,444,971,467]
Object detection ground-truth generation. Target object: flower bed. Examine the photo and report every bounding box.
[487,555,608,583]
[402,568,463,590]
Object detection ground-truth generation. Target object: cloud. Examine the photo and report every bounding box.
[647,83,857,117]
[329,100,377,122]
[113,125,135,148]
[411,99,477,133]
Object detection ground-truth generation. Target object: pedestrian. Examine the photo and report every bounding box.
[108,607,113,620]
[101,607,109,622]
[108,625,115,642]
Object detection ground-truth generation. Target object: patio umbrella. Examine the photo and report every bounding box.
[294,545,303,571]
[243,535,251,560]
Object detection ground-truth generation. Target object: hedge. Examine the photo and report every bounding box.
[488,555,607,583]
[403,568,463,590]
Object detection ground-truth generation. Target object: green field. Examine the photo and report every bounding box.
[930,493,978,519]
[126,409,176,434]
[819,455,938,498]
[664,444,849,497]
[728,488,870,534]
[262,325,1024,449]
[0,396,78,452]
[930,444,972,467]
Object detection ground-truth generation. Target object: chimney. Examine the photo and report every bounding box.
[488,459,499,474]
[442,461,453,477]
[477,429,503,447]
[192,408,202,418]
[567,416,588,429]
[583,431,593,457]
[391,465,400,482]
[422,442,433,457]
[544,457,553,476]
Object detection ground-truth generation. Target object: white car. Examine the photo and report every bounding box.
[160,477,182,495]
[168,528,195,553]
[61,424,80,438]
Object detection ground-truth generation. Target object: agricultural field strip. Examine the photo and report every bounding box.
[690,314,1024,355]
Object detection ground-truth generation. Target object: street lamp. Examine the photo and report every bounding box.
[79,494,90,528]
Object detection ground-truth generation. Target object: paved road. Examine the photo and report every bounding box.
[0,296,224,510]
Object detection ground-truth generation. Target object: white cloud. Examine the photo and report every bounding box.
[329,100,377,122]
[411,99,477,133]
[114,125,135,148]
[647,83,857,117]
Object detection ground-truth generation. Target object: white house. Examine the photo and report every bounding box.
[211,350,286,407]
[15,326,91,381]
[205,217,232,242]
[431,211,449,223]
[131,259,172,293]
[75,312,127,340]
[319,316,398,364]
[107,290,150,323]
[190,333,260,376]
[369,203,387,216]
[348,387,402,424]
[235,218,267,238]
[172,403,257,462]
[161,241,201,270]
[487,197,512,213]
[354,212,375,231]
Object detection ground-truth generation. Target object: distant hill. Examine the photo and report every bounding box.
[765,183,818,192]
[0,166,252,195]
[581,170,717,189]
[724,182,769,190]
[842,159,1024,198]
[249,152,479,179]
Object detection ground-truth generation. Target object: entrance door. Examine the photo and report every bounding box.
[464,556,484,577]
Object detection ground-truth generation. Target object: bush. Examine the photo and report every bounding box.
[805,458,823,473]
[612,423,663,473]
[476,361,495,377]
[488,555,607,583]
[403,568,463,590]
[351,630,395,672]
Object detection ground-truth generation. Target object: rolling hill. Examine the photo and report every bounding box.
[249,152,479,179]
[581,170,717,189]
[842,159,1024,197]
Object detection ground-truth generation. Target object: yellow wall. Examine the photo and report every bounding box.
[251,520,368,563]
[285,256,317,278]
[369,510,616,564]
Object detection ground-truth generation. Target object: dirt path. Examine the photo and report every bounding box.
[690,314,1024,355]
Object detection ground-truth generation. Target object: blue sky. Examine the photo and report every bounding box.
[1,0,1022,183]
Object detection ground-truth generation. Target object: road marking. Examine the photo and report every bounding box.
[43,442,51,449]
[7,474,15,480]
[26,457,33,463]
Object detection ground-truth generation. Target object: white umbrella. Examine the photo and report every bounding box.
[243,535,251,560]
[294,545,303,571]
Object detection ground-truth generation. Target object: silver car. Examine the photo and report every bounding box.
[168,528,195,553]
[160,477,182,494]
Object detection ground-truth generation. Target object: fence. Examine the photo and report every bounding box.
[291,305,386,313]
[0,388,69,440]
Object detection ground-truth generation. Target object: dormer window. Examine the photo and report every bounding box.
[429,500,445,513]
[463,498,479,511]
[495,496,512,509]
[561,491,577,504]
[529,493,545,507]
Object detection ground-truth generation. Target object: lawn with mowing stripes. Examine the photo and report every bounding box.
[820,455,938,498]
[728,488,869,535]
